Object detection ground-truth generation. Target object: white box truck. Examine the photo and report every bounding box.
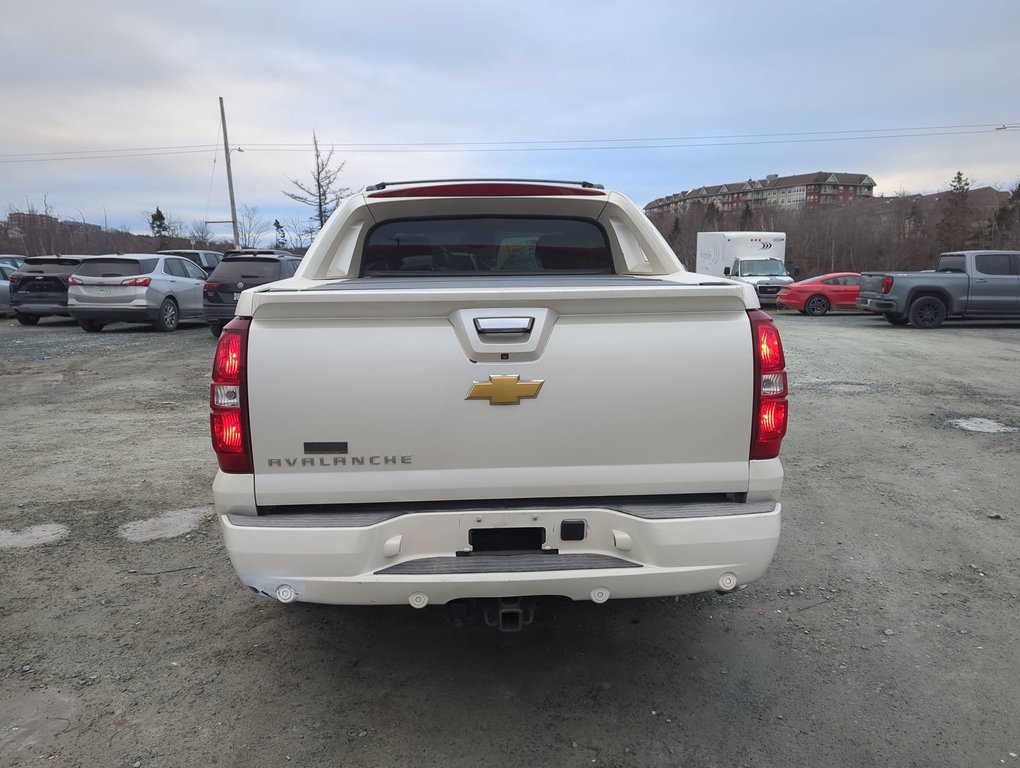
[695,232,793,304]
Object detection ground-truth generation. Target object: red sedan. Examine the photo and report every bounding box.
[776,272,861,316]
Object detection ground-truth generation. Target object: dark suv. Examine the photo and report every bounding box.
[9,255,87,325]
[203,250,301,336]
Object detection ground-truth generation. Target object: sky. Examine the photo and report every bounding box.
[2,0,1019,240]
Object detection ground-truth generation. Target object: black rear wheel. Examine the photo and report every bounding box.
[209,323,224,338]
[79,319,105,332]
[908,296,947,329]
[16,313,39,326]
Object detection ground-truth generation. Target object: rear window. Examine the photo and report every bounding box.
[210,258,282,281]
[16,258,83,274]
[360,217,613,276]
[76,258,158,277]
[936,255,966,272]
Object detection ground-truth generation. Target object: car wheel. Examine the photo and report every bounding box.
[908,295,947,329]
[209,323,223,338]
[154,298,179,332]
[16,313,39,326]
[804,295,830,316]
[883,313,909,326]
[79,319,105,332]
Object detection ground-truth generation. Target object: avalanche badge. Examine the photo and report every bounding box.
[466,375,544,406]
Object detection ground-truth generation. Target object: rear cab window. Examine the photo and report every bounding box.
[359,217,613,276]
[936,255,966,273]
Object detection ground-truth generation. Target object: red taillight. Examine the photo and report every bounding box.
[67,275,83,285]
[210,318,252,473]
[749,310,788,460]
[881,276,894,294]
[203,281,221,291]
[8,275,19,284]
[121,276,152,287]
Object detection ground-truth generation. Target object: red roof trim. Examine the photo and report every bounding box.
[367,183,607,199]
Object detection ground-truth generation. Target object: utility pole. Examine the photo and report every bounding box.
[220,96,240,248]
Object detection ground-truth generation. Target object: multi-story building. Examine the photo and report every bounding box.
[645,171,876,216]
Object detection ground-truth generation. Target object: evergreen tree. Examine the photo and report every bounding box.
[148,207,169,249]
[273,219,287,249]
[739,203,753,230]
[935,171,970,251]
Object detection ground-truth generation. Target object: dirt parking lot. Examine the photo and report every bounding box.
[1,312,1018,768]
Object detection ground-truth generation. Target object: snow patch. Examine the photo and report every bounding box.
[0,524,70,549]
[118,507,213,542]
[949,418,1019,434]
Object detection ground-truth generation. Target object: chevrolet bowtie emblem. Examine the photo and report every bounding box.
[466,375,544,405]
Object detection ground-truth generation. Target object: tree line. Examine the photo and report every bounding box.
[646,172,1020,275]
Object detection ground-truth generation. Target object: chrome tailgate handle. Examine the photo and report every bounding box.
[474,317,534,335]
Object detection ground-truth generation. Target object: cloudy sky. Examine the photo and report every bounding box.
[2,0,1018,239]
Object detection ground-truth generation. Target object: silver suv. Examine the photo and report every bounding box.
[67,254,209,332]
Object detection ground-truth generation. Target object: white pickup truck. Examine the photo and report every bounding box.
[210,180,787,630]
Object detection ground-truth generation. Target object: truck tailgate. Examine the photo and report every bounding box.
[246,279,755,506]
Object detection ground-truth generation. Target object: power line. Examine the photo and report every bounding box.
[1,122,1017,164]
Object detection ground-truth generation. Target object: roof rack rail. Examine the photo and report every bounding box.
[364,178,604,192]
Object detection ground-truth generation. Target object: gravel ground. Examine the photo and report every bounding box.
[1,312,1018,768]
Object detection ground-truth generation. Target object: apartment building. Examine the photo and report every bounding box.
[646,171,875,215]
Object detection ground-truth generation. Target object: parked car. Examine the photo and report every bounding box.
[203,251,302,336]
[0,255,26,270]
[158,249,223,271]
[9,255,88,325]
[0,264,16,316]
[776,272,861,316]
[67,253,209,332]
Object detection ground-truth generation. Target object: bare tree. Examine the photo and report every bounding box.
[282,131,351,229]
[237,205,269,248]
[284,216,312,250]
[189,220,212,247]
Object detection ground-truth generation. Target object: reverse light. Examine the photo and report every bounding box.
[210,318,252,473]
[881,276,894,294]
[748,310,788,460]
[121,276,152,287]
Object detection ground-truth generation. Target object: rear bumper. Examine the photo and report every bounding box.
[857,297,899,313]
[12,300,69,317]
[204,306,237,324]
[216,478,782,605]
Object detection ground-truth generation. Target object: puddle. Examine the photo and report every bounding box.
[0,689,81,756]
[948,418,1020,434]
[0,524,70,549]
[117,506,214,542]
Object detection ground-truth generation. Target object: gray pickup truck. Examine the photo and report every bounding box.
[857,250,1020,328]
